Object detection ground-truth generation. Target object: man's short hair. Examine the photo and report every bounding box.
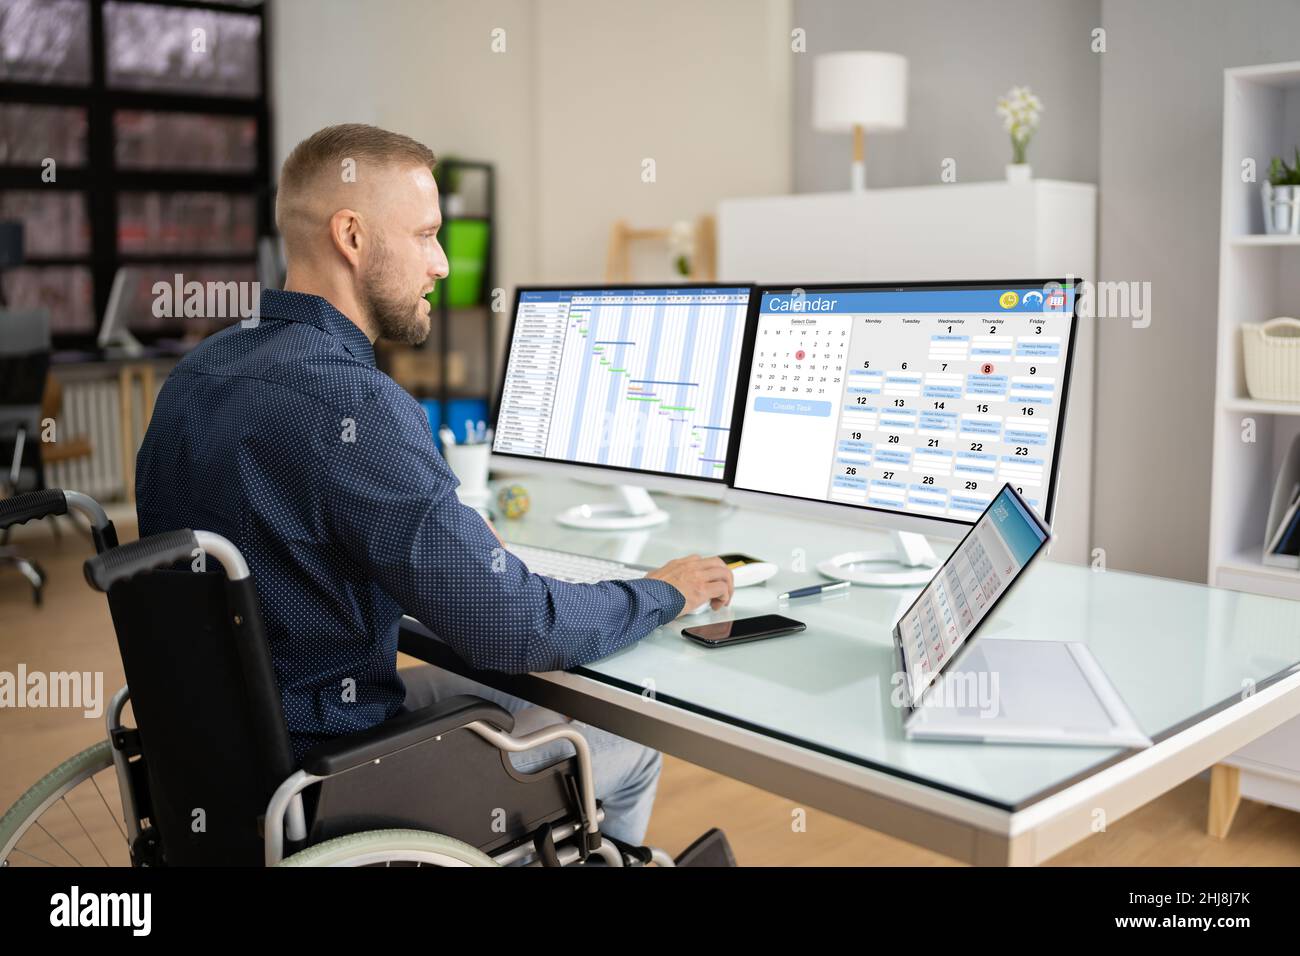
[275,123,437,233]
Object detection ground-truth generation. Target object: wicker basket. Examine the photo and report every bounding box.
[1242,317,1300,402]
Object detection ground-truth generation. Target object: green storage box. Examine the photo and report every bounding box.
[428,219,490,307]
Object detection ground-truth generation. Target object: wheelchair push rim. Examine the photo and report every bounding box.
[276,828,499,867]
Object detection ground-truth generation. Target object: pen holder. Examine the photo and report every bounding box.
[442,442,491,509]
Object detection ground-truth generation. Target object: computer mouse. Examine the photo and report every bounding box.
[731,561,777,588]
[681,560,778,615]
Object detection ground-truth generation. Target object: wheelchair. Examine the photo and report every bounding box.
[0,488,683,867]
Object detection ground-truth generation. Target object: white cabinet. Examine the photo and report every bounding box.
[718,181,1097,564]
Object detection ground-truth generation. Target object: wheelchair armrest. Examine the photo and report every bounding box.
[300,694,516,777]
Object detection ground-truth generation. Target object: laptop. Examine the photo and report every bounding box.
[893,483,1151,749]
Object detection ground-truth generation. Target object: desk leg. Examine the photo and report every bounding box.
[1207,764,1241,839]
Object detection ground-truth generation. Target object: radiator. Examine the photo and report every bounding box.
[45,373,158,503]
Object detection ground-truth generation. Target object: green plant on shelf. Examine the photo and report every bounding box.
[1269,149,1300,187]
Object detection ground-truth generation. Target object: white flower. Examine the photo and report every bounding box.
[997,85,1044,143]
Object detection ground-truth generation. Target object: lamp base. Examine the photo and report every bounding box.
[851,159,866,193]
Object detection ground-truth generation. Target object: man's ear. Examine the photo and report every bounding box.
[329,208,364,268]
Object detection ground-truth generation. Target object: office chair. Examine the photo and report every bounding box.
[0,490,676,867]
[0,309,57,603]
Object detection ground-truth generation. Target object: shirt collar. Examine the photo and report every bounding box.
[259,288,377,367]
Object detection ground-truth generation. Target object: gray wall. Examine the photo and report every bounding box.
[1093,0,1300,581]
[792,0,1101,191]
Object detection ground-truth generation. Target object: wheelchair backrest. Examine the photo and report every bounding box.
[100,562,295,866]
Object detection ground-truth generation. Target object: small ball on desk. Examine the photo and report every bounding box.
[496,484,531,519]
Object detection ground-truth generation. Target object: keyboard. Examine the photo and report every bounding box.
[506,543,645,584]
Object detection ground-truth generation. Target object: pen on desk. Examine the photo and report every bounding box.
[777,581,851,601]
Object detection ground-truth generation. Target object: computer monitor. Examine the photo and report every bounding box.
[97,267,145,357]
[491,283,754,529]
[727,279,1079,585]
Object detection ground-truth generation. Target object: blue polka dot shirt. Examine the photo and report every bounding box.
[136,289,684,760]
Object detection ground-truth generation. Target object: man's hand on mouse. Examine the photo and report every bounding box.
[645,554,734,617]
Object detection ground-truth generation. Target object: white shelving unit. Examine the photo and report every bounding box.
[1208,61,1300,832]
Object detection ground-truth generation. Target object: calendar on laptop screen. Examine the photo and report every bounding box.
[732,284,1077,525]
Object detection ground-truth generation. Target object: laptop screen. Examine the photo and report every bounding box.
[895,483,1050,707]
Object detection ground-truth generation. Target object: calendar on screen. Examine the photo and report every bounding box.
[733,285,1077,525]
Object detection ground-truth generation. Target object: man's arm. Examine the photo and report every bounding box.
[321,388,686,674]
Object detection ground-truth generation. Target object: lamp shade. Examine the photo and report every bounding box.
[812,51,908,133]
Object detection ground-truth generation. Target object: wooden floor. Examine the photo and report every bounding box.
[4,515,1300,866]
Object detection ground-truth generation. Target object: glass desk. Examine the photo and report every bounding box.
[399,477,1300,864]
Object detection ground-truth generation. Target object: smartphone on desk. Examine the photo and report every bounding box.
[682,614,806,648]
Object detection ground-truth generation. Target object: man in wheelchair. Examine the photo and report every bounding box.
[132,124,735,861]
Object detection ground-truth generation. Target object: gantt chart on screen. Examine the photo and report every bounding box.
[494,288,750,479]
[733,286,1075,521]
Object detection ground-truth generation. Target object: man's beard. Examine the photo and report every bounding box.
[359,237,430,346]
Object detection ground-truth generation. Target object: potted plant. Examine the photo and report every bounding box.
[1263,148,1300,235]
[996,85,1042,184]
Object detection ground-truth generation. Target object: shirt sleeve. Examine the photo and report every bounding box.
[320,386,685,674]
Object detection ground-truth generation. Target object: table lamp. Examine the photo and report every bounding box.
[813,51,908,193]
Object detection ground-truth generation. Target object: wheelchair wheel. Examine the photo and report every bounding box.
[0,740,131,867]
[278,828,499,867]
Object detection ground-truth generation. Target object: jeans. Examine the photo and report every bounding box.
[398,664,662,846]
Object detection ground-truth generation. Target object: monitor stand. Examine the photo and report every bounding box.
[98,328,144,358]
[817,530,940,587]
[556,484,669,531]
